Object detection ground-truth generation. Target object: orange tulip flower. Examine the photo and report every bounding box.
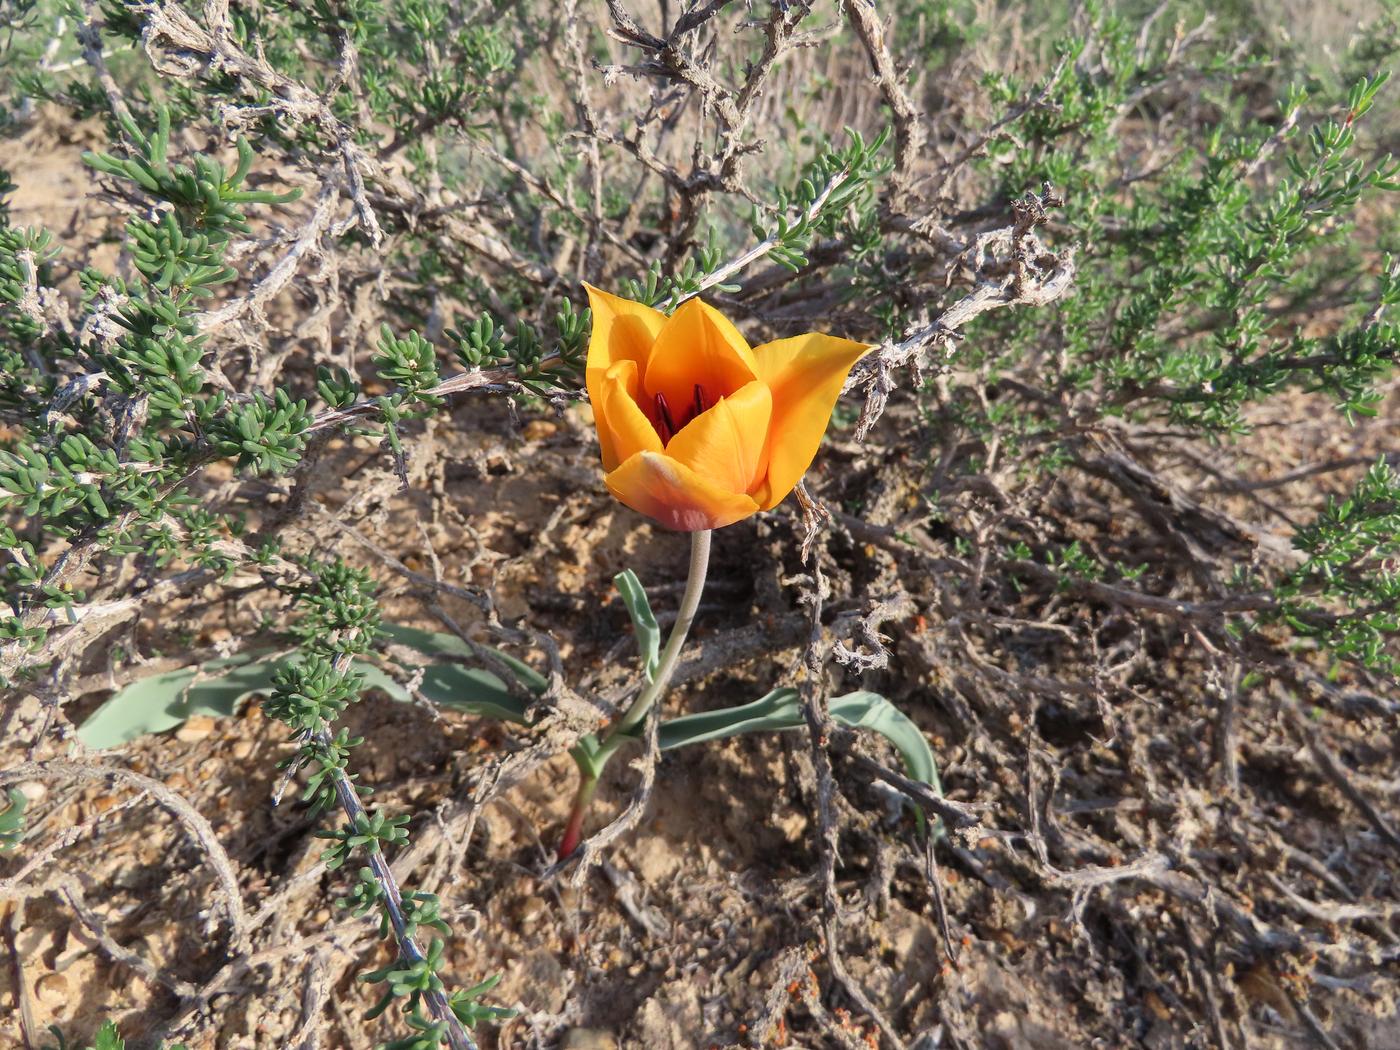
[585,285,873,531]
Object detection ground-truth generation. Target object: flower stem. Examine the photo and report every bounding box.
[608,528,712,742]
[556,529,712,859]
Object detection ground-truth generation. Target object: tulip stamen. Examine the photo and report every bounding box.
[654,392,677,442]
[692,384,708,420]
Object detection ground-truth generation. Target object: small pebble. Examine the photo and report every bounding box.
[15,780,47,803]
[176,715,217,743]
[513,897,546,927]
[560,1029,617,1050]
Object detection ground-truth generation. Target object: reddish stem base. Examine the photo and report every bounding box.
[556,776,598,861]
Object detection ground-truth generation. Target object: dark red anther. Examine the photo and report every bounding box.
[693,383,708,419]
[654,392,677,442]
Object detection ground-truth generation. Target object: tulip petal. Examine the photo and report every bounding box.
[605,451,760,532]
[750,333,873,510]
[584,284,667,413]
[665,380,772,496]
[595,360,662,472]
[642,297,759,412]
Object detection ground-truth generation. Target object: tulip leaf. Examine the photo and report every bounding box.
[653,686,804,748]
[614,569,661,682]
[569,733,609,780]
[78,625,546,748]
[828,691,942,795]
[413,662,534,724]
[378,623,549,694]
[77,654,282,749]
[656,687,942,825]
[0,787,27,851]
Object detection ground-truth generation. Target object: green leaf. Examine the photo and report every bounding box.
[413,663,534,724]
[45,1018,187,1050]
[77,655,279,748]
[378,623,547,692]
[614,569,660,681]
[78,626,547,748]
[830,691,942,795]
[656,687,942,822]
[90,1022,123,1050]
[0,787,26,851]
[568,733,609,780]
